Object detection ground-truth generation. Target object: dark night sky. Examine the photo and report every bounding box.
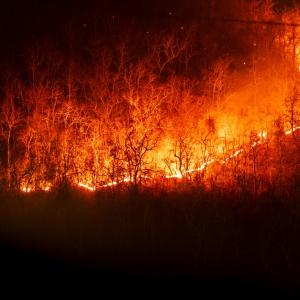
[0,0,299,59]
[0,1,172,43]
[0,0,190,62]
[1,0,299,35]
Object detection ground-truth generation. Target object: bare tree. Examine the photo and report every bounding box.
[0,78,22,190]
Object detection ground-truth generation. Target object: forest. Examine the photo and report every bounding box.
[0,0,300,199]
[1,0,300,296]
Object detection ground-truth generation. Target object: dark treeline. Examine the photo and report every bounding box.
[0,188,300,296]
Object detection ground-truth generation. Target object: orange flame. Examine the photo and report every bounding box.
[78,182,96,191]
[19,125,300,193]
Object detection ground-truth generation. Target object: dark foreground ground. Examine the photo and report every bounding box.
[0,187,300,297]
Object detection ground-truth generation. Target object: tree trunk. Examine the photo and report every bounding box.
[6,128,11,190]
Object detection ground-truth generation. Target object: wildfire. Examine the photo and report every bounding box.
[258,130,268,140]
[102,181,118,187]
[166,171,183,179]
[102,177,132,188]
[20,181,52,193]
[222,149,244,164]
[17,124,300,193]
[1,0,300,197]
[163,125,300,183]
[77,176,133,191]
[78,182,96,191]
[285,126,300,135]
[21,186,32,193]
[187,159,216,173]
[43,185,52,192]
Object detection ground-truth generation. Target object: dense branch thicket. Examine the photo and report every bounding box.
[1,1,300,197]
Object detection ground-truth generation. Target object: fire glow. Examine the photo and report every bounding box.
[74,125,300,192]
[1,2,300,196]
[18,125,300,193]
